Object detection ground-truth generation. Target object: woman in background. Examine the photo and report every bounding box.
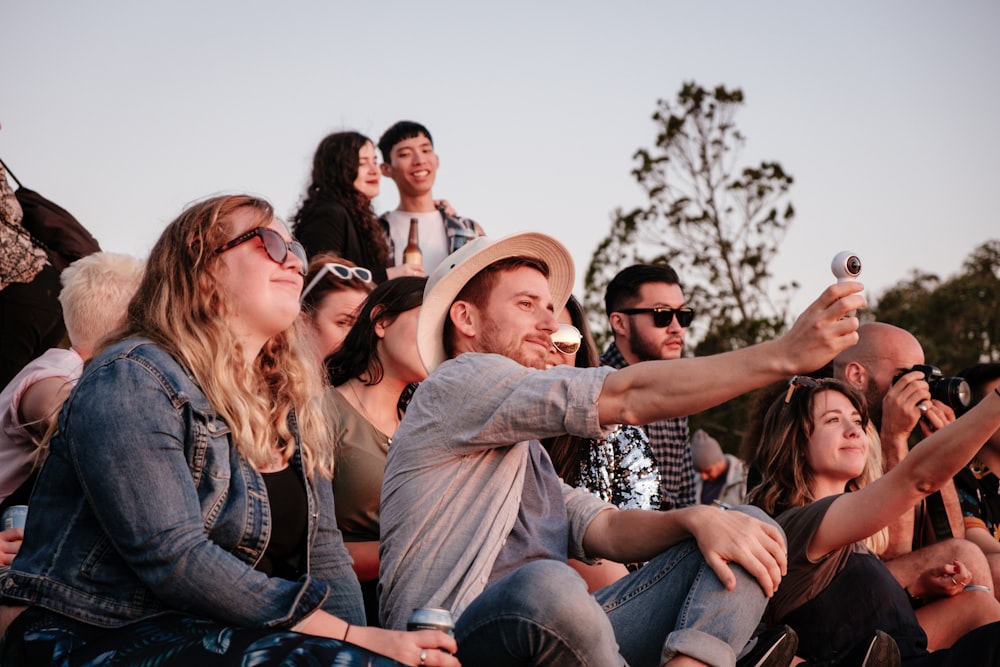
[300,253,374,363]
[292,131,421,283]
[542,295,660,591]
[325,276,427,625]
[0,195,456,667]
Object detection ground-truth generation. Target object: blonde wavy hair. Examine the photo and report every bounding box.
[116,194,333,477]
[747,377,889,554]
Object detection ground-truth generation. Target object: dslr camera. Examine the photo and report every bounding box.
[891,364,971,412]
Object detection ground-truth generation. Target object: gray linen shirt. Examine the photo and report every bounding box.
[378,353,617,629]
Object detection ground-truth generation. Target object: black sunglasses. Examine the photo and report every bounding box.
[617,306,695,328]
[214,227,307,276]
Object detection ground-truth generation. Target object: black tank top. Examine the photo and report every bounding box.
[256,465,308,580]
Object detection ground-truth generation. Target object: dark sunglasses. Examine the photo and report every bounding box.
[550,323,582,355]
[617,306,695,328]
[214,227,307,276]
[301,262,374,301]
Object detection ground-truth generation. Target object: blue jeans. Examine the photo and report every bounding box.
[455,506,773,667]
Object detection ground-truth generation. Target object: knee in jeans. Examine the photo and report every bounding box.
[496,560,603,630]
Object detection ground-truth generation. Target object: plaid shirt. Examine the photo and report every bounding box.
[600,342,696,509]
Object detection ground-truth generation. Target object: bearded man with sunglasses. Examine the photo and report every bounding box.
[378,231,866,667]
[601,264,698,510]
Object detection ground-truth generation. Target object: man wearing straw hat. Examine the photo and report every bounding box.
[378,231,865,667]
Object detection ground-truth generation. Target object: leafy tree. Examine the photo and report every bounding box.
[872,240,1000,373]
[584,81,798,353]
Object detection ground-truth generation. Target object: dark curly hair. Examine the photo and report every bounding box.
[293,131,388,267]
[326,276,427,387]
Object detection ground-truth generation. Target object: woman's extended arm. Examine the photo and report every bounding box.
[814,389,1000,558]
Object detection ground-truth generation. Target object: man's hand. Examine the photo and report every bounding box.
[779,282,866,375]
[881,370,932,445]
[681,506,787,597]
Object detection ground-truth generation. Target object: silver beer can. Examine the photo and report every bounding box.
[407,607,455,636]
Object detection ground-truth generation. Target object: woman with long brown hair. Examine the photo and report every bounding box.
[749,376,1000,665]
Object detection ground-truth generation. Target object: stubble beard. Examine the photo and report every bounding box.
[479,316,548,370]
[628,327,683,363]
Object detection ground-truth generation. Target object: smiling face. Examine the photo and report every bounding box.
[612,281,688,363]
[381,132,439,198]
[310,287,370,359]
[806,389,870,495]
[213,212,304,359]
[352,140,381,201]
[469,266,558,370]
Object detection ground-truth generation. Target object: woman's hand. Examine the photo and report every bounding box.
[294,610,459,665]
[0,527,23,566]
[915,558,973,599]
[387,265,425,279]
[347,626,460,666]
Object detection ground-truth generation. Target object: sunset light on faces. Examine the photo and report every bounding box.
[475,267,557,370]
[215,214,304,361]
[310,288,369,359]
[353,141,381,201]
[378,308,427,384]
[806,389,870,497]
[383,134,439,198]
[619,282,687,363]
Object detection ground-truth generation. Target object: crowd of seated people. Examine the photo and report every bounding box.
[3,120,1000,667]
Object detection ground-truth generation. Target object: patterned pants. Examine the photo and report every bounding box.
[2,607,403,666]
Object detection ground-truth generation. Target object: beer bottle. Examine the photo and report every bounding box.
[403,218,422,266]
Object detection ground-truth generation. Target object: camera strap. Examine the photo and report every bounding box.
[919,491,954,546]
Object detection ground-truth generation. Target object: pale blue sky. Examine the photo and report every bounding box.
[3,1,997,317]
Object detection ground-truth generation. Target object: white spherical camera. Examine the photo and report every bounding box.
[831,251,862,282]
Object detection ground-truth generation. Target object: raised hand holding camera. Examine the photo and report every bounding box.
[832,251,862,317]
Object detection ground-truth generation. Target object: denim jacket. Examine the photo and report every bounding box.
[0,338,359,629]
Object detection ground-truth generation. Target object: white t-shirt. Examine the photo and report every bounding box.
[382,210,452,274]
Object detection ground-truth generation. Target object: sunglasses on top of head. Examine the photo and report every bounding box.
[214,227,308,276]
[300,262,374,301]
[550,323,582,355]
[617,306,695,328]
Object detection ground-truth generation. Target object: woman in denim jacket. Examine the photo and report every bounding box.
[0,195,457,667]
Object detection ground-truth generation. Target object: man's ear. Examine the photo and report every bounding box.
[843,361,867,390]
[380,162,393,179]
[608,312,628,338]
[449,300,478,339]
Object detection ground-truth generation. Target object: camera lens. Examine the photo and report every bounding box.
[929,376,971,411]
[846,256,861,275]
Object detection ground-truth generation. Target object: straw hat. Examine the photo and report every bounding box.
[416,232,575,373]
